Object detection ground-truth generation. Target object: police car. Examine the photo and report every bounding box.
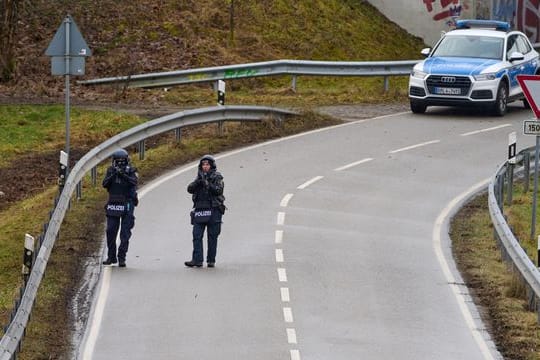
[408,19,539,116]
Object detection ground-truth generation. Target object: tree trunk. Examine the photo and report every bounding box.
[0,0,21,82]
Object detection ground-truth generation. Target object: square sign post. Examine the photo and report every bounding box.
[517,75,540,241]
[45,15,91,177]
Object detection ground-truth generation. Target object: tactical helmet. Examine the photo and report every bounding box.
[112,149,129,167]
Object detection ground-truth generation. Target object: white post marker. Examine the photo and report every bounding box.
[508,131,516,164]
[22,234,35,277]
[217,79,225,105]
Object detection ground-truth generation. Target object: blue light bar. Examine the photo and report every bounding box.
[455,19,511,31]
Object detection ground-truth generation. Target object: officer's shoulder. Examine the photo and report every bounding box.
[213,171,223,178]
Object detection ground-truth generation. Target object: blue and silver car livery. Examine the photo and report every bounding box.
[409,19,539,116]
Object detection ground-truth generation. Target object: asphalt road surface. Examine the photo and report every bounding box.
[80,104,536,360]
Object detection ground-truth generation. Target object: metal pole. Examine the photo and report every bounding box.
[291,75,297,92]
[64,16,71,176]
[531,135,540,240]
[384,76,389,92]
[525,151,531,193]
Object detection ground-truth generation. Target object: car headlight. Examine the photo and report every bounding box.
[473,73,497,81]
[411,69,428,79]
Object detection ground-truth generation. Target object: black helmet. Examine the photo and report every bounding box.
[199,154,216,170]
[112,149,129,167]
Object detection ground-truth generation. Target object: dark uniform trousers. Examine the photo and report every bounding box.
[106,206,135,262]
[192,209,222,263]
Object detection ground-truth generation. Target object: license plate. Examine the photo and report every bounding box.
[434,87,461,95]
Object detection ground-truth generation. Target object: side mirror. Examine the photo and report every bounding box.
[509,51,525,62]
[421,48,431,57]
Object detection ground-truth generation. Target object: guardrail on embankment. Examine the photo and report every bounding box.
[78,59,420,91]
[0,105,297,360]
[488,146,540,320]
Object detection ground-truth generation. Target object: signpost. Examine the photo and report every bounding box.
[45,15,91,176]
[518,75,540,241]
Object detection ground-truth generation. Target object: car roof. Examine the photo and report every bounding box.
[445,28,508,38]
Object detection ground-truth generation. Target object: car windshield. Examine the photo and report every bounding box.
[431,35,504,60]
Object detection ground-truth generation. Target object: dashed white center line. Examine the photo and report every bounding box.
[277,212,286,226]
[278,268,288,282]
[275,249,284,262]
[388,139,440,154]
[334,157,374,171]
[275,230,283,244]
[287,328,298,344]
[283,307,294,322]
[297,175,324,189]
[280,193,294,207]
[290,349,301,360]
[460,124,511,136]
[280,287,290,302]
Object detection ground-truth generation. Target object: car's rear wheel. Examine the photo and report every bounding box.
[492,81,508,116]
[410,100,427,114]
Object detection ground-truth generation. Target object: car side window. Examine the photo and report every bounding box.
[506,35,519,59]
[516,35,531,54]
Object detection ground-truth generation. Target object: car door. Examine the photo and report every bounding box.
[506,34,526,97]
[516,35,538,76]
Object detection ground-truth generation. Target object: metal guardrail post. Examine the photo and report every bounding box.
[218,121,224,136]
[138,140,145,160]
[506,163,514,205]
[76,181,82,200]
[384,76,389,92]
[91,166,97,186]
[291,75,297,92]
[175,128,182,142]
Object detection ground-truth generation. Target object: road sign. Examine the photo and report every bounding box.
[524,120,540,135]
[517,75,540,119]
[45,15,91,58]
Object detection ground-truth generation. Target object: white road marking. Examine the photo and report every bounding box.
[81,267,111,360]
[433,178,497,360]
[278,268,288,282]
[334,157,374,171]
[275,249,284,263]
[290,349,301,360]
[280,287,290,302]
[277,212,286,226]
[280,193,294,207]
[388,140,440,154]
[297,176,324,189]
[460,124,511,137]
[275,230,283,244]
[283,307,294,322]
[287,328,298,344]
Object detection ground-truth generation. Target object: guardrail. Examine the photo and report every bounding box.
[78,59,420,90]
[488,146,540,319]
[0,105,297,360]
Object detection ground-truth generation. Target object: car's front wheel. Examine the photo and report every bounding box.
[410,100,427,114]
[492,82,508,116]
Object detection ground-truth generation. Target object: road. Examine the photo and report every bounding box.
[80,104,536,360]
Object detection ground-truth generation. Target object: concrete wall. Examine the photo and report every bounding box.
[368,0,540,48]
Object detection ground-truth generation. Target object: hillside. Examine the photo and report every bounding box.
[0,0,425,103]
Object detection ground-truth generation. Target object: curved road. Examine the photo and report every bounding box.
[80,104,535,360]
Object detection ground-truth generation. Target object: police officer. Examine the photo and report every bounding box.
[185,155,225,268]
[102,149,139,267]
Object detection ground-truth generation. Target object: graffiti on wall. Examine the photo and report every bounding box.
[421,0,470,25]
[517,0,540,42]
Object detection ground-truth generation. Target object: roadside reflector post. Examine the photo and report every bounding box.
[58,150,68,191]
[506,132,516,205]
[217,79,225,106]
[22,234,35,284]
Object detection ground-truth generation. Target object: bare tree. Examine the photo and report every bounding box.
[0,0,22,82]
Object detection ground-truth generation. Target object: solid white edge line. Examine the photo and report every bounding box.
[283,307,294,322]
[82,110,407,358]
[278,268,288,282]
[280,193,294,207]
[81,266,111,360]
[389,139,441,154]
[280,287,290,302]
[275,249,284,263]
[433,178,497,360]
[290,349,301,360]
[287,328,298,344]
[460,124,511,137]
[297,175,324,189]
[334,157,374,171]
[277,212,286,226]
[275,230,283,244]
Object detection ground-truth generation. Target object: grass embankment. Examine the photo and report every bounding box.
[451,184,540,360]
[0,104,341,358]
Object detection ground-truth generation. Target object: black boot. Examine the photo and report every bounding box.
[184,260,203,267]
[102,258,117,265]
